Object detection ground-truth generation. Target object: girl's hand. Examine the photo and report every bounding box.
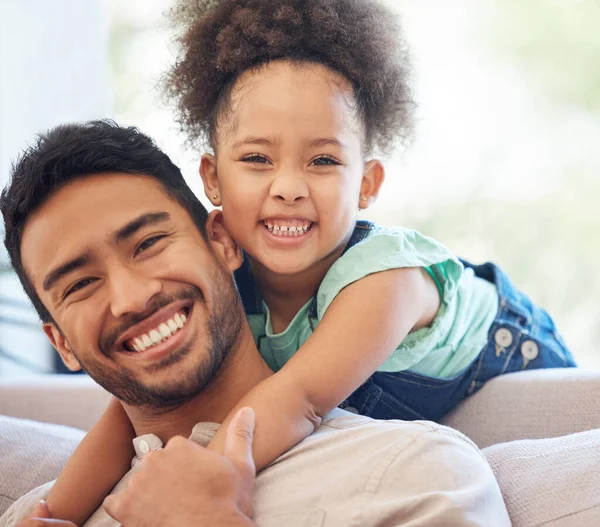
[17,501,78,527]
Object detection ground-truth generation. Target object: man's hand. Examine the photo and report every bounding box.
[16,501,77,527]
[103,407,257,527]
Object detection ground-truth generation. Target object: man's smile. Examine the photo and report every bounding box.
[113,299,195,358]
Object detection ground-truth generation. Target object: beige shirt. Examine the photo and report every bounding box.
[1,409,510,526]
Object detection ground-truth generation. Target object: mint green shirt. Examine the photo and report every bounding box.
[247,226,499,379]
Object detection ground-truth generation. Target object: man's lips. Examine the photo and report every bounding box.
[113,300,193,353]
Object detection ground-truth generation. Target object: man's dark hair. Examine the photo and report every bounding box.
[1,120,208,323]
[165,0,414,155]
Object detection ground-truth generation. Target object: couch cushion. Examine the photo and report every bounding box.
[0,416,84,517]
[484,429,600,526]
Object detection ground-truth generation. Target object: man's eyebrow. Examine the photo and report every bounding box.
[114,212,171,243]
[43,254,91,292]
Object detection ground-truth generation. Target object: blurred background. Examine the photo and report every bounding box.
[1,0,599,376]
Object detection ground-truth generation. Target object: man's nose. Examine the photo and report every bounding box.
[108,266,162,319]
[269,170,309,204]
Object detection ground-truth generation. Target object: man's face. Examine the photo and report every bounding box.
[21,173,243,408]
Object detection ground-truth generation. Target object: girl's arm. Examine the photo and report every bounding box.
[44,397,135,525]
[209,267,439,471]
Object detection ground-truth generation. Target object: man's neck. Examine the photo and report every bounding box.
[123,327,272,442]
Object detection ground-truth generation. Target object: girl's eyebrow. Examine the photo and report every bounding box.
[231,136,278,149]
[307,137,347,150]
[231,136,347,150]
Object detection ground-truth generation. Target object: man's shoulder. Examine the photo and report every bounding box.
[318,408,478,448]
[255,409,509,525]
[274,408,488,479]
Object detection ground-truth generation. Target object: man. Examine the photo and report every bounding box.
[1,121,510,526]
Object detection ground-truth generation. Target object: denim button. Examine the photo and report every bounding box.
[521,340,539,360]
[494,328,513,348]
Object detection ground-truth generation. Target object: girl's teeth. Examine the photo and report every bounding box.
[264,221,311,236]
[174,314,184,328]
[142,335,152,347]
[167,319,178,332]
[134,337,145,351]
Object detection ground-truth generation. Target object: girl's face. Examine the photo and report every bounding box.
[201,61,384,277]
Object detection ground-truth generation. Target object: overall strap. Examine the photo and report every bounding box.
[308,220,375,319]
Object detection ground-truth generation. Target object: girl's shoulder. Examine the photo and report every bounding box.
[315,222,463,320]
[347,222,459,270]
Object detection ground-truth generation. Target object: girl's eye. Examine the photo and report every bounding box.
[135,235,166,256]
[311,156,340,166]
[65,278,96,298]
[241,154,270,164]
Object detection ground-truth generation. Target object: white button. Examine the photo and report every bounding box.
[345,406,359,414]
[521,340,539,361]
[139,440,151,454]
[494,328,513,348]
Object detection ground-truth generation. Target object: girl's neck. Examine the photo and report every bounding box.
[250,250,343,333]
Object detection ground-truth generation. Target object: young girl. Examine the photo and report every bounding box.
[44,0,576,523]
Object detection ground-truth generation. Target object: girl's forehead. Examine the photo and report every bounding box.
[220,60,363,145]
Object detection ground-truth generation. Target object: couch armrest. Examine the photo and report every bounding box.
[442,368,600,448]
[0,375,110,431]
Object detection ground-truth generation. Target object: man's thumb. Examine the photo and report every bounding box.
[30,500,51,518]
[225,407,255,463]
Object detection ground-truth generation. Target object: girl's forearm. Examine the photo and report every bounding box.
[208,371,320,472]
[45,397,135,525]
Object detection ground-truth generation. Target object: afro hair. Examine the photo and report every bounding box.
[165,0,415,155]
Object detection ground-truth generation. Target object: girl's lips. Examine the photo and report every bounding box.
[260,221,315,246]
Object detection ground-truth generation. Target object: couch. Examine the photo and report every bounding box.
[1,369,600,526]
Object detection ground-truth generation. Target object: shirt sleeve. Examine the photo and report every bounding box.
[0,482,52,527]
[316,226,464,372]
[352,427,511,526]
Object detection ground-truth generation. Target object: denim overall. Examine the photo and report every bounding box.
[234,221,576,422]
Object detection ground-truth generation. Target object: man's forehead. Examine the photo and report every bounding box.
[20,173,181,284]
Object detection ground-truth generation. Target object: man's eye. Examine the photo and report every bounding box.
[311,156,340,166]
[135,235,166,256]
[64,278,96,298]
[241,154,270,164]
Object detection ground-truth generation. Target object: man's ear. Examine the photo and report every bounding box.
[205,210,243,272]
[42,323,82,372]
[200,154,222,207]
[359,160,385,210]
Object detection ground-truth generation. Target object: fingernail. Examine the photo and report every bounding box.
[239,407,255,430]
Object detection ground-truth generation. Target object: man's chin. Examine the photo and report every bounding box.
[82,353,215,409]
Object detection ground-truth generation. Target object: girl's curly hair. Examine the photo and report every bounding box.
[165,0,414,155]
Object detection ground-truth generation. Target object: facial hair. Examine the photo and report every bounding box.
[70,264,244,409]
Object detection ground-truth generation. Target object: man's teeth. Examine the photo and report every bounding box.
[129,311,187,352]
[263,220,312,237]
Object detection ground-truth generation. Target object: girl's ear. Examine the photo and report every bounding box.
[205,210,243,272]
[42,323,82,372]
[359,160,385,210]
[200,154,222,207]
